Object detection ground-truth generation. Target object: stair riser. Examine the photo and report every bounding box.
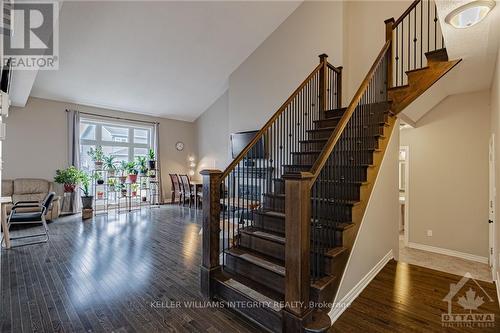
[315,111,388,129]
[224,253,284,294]
[301,137,381,151]
[318,166,369,182]
[313,204,353,222]
[273,179,285,195]
[324,108,346,118]
[293,150,373,164]
[240,233,285,261]
[299,141,328,151]
[254,213,285,234]
[308,129,334,140]
[314,183,362,201]
[263,195,285,213]
[213,279,282,333]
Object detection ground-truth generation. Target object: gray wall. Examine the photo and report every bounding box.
[195,90,229,177]
[400,91,490,257]
[4,97,197,201]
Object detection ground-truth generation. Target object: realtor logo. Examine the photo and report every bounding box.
[2,1,59,70]
[442,272,495,328]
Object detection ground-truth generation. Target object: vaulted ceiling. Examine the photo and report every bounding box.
[23,1,301,121]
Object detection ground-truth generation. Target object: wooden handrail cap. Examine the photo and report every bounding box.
[384,17,395,24]
[318,53,328,59]
[282,171,314,180]
[200,169,222,176]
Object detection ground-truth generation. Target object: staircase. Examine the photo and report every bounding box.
[200,1,461,332]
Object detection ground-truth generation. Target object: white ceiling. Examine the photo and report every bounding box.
[27,1,301,121]
[402,0,500,124]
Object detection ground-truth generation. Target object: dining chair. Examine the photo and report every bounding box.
[169,174,181,203]
[178,174,194,207]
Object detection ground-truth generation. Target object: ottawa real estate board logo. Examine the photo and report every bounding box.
[2,1,59,70]
[442,272,495,328]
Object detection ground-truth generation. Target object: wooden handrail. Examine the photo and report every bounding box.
[393,0,421,27]
[326,63,341,74]
[220,61,341,180]
[309,40,391,184]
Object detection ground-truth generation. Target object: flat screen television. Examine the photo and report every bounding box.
[230,130,265,159]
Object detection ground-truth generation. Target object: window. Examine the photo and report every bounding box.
[79,117,154,172]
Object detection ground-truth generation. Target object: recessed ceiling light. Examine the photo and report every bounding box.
[445,0,496,28]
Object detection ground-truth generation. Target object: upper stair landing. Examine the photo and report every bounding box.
[388,48,461,115]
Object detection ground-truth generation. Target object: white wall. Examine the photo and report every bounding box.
[195,90,230,175]
[334,121,399,303]
[228,0,344,134]
[491,47,500,274]
[3,97,197,201]
[400,91,490,258]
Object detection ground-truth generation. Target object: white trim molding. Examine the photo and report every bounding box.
[407,242,488,264]
[329,250,394,323]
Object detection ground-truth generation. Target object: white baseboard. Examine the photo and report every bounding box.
[407,242,488,264]
[328,249,394,323]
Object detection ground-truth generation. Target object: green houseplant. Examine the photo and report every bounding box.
[54,166,81,192]
[103,155,117,177]
[88,146,105,170]
[148,149,156,170]
[125,161,138,183]
[118,160,128,184]
[136,156,148,175]
[79,171,93,209]
[107,178,116,192]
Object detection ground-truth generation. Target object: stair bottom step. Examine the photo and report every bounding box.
[213,271,283,333]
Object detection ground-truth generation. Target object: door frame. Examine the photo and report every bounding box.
[489,134,497,280]
[400,145,410,247]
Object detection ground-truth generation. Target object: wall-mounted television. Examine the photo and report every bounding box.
[230,130,266,159]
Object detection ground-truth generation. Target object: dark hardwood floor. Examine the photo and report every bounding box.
[331,260,500,333]
[0,206,264,333]
[2,206,499,333]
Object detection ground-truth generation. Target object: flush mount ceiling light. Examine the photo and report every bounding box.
[445,0,496,28]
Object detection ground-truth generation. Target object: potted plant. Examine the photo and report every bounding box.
[125,161,138,183]
[104,155,117,177]
[118,160,128,184]
[131,183,139,197]
[97,191,104,200]
[54,166,81,192]
[119,184,127,197]
[136,156,148,175]
[88,146,105,170]
[148,149,156,170]
[79,171,93,209]
[107,178,116,192]
[95,172,105,185]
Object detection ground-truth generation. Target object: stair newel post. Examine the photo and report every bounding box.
[385,18,395,88]
[318,53,328,118]
[282,172,314,331]
[337,66,343,108]
[200,169,222,299]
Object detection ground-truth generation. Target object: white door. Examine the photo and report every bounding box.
[489,134,497,279]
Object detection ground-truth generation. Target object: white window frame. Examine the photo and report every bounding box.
[80,117,154,164]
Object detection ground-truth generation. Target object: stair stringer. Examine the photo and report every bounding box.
[388,56,462,115]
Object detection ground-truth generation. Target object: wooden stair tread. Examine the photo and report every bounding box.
[240,227,285,244]
[425,48,448,62]
[310,275,337,291]
[226,247,285,276]
[311,198,360,206]
[215,271,284,311]
[325,247,348,258]
[256,209,285,219]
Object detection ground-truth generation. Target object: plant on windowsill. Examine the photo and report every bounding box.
[104,155,117,177]
[54,166,81,193]
[88,146,105,170]
[125,161,139,183]
[79,171,93,210]
[136,156,148,175]
[148,148,156,170]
